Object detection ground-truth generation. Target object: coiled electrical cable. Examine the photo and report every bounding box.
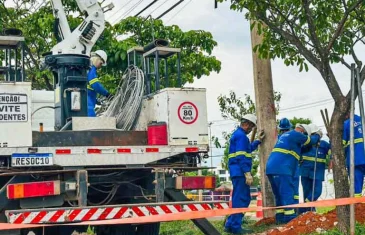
[98,65,145,130]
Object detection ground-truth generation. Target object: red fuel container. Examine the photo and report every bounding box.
[147,122,168,145]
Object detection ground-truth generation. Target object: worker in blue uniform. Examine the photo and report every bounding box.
[224,114,265,234]
[276,118,300,218]
[266,124,320,224]
[87,50,111,117]
[300,126,331,213]
[343,114,365,198]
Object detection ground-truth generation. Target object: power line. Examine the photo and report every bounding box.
[108,0,134,23]
[156,0,184,19]
[135,0,159,16]
[166,0,192,23]
[148,0,170,16]
[112,0,145,25]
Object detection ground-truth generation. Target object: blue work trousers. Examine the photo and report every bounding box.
[268,175,296,224]
[348,164,365,197]
[225,176,251,234]
[300,176,322,213]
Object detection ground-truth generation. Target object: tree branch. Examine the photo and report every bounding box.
[252,10,322,71]
[327,0,363,52]
[302,0,325,57]
[337,55,351,69]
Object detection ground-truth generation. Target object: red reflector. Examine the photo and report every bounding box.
[117,148,131,153]
[56,149,71,154]
[88,149,102,154]
[175,176,216,190]
[146,148,159,152]
[7,181,60,199]
[185,147,199,152]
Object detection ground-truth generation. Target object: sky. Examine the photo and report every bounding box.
[4,0,361,167]
[103,0,357,167]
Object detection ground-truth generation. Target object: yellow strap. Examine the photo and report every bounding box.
[304,136,310,145]
[284,209,295,215]
[272,148,300,160]
[228,151,252,159]
[87,85,94,90]
[89,78,100,85]
[276,209,284,213]
[355,194,362,198]
[294,195,299,200]
[302,156,326,163]
[343,138,363,148]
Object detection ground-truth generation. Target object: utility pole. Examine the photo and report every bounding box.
[250,20,276,217]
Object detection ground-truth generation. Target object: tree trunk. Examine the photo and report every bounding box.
[250,20,276,218]
[330,100,350,234]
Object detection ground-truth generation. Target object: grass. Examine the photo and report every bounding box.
[316,206,336,214]
[160,217,277,235]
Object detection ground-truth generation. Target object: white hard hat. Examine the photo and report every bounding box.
[241,114,257,126]
[296,123,312,136]
[308,124,320,133]
[93,50,107,66]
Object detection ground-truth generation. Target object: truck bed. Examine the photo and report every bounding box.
[32,130,147,147]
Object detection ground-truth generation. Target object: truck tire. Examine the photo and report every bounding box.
[97,224,136,235]
[136,223,160,235]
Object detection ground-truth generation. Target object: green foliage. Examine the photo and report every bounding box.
[289,117,312,127]
[219,0,365,74]
[1,2,221,90]
[214,92,314,186]
[214,91,281,186]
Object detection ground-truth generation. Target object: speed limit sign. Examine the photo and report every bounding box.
[178,102,198,124]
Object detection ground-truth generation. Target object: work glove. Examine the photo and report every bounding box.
[258,130,265,142]
[244,172,253,186]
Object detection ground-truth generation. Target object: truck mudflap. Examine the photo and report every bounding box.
[5,201,229,224]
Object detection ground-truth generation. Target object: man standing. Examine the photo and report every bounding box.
[266,124,320,224]
[224,114,265,234]
[276,118,297,220]
[300,125,330,213]
[87,50,111,117]
[343,114,365,197]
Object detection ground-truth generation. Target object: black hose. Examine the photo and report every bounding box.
[143,39,169,52]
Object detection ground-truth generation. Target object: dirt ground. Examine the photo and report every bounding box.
[254,204,365,235]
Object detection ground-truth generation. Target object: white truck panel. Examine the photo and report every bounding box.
[0,82,32,147]
[31,90,55,131]
[135,88,209,146]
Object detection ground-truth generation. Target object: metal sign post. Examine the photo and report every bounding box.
[350,64,355,235]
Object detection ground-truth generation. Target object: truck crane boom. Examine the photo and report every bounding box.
[50,0,106,56]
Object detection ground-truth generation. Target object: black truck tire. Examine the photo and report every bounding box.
[97,224,136,235]
[135,222,160,235]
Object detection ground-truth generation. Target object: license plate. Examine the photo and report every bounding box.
[11,153,53,167]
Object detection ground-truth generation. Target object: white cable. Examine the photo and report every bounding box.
[98,65,145,130]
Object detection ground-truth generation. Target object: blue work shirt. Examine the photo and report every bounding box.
[266,130,320,176]
[300,140,331,181]
[228,127,261,177]
[87,66,109,116]
[343,115,365,166]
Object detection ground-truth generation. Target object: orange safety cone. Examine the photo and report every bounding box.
[256,191,263,219]
[229,190,232,208]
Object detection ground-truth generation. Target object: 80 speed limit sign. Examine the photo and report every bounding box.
[178,102,198,124]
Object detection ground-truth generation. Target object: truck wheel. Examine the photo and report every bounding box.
[97,224,136,235]
[136,223,160,235]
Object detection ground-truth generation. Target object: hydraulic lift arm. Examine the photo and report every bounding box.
[50,0,107,56]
